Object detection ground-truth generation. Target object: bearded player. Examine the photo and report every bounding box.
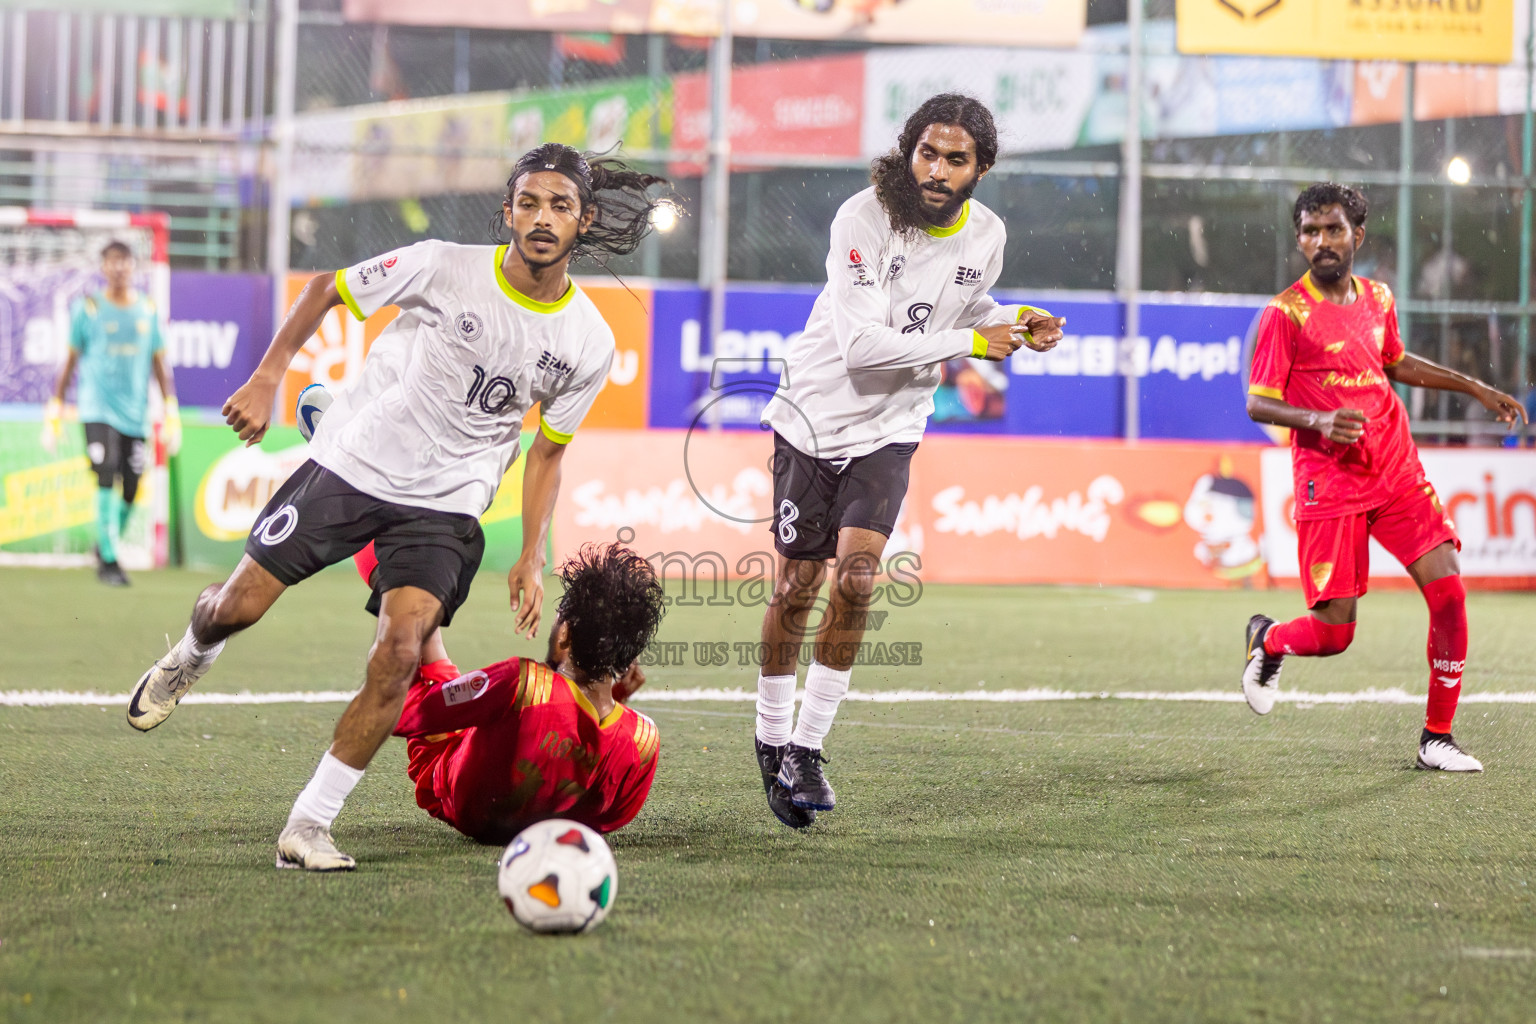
[394,543,665,844]
[126,144,669,870]
[752,93,1066,826]
[1242,183,1526,771]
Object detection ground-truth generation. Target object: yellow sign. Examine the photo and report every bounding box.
[1177,0,1515,64]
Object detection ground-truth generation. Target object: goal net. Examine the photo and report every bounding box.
[0,209,172,569]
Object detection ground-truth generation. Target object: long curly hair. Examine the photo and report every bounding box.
[869,93,998,240]
[555,543,667,681]
[489,143,671,266]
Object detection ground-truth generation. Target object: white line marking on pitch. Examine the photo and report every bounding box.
[6,687,1536,708]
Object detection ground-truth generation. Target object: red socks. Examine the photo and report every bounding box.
[1263,615,1355,657]
[1422,575,1468,734]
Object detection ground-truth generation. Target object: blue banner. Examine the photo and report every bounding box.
[646,284,1271,443]
[165,273,271,409]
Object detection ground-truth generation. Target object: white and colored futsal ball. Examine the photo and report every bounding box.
[295,383,333,442]
[498,819,617,934]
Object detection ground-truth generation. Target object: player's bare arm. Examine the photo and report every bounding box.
[223,272,344,446]
[1245,393,1366,445]
[509,431,567,638]
[1384,352,1527,429]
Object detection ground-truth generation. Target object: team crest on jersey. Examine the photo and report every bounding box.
[455,312,484,342]
[887,254,907,280]
[953,266,983,286]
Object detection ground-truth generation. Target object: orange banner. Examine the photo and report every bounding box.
[276,273,649,430]
[555,430,1271,589]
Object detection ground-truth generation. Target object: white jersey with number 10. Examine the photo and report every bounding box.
[307,240,614,518]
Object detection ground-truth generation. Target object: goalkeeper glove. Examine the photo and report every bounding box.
[162,397,183,457]
[40,398,63,455]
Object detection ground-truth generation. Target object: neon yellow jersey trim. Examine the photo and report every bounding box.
[539,417,574,445]
[971,331,988,358]
[335,269,365,321]
[1248,384,1284,400]
[494,246,575,313]
[924,200,970,238]
[564,675,625,730]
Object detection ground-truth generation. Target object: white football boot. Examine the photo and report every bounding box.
[1242,615,1284,715]
[276,823,357,871]
[1416,732,1484,772]
[126,630,226,731]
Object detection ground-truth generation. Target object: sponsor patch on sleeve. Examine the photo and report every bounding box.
[442,670,491,706]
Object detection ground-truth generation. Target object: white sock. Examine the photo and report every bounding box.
[755,673,798,746]
[287,751,364,829]
[180,624,225,664]
[790,662,852,750]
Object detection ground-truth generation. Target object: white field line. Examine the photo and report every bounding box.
[6,687,1536,708]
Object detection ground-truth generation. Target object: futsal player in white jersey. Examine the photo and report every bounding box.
[125,143,669,870]
[753,94,1066,827]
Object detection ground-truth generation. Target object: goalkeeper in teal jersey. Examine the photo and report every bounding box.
[43,240,181,586]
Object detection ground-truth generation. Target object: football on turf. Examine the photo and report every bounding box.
[498,819,617,934]
[295,383,333,442]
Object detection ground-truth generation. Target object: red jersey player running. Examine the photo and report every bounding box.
[1242,183,1526,771]
[390,542,666,843]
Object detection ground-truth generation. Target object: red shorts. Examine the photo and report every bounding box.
[1296,481,1459,607]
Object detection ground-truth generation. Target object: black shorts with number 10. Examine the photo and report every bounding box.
[769,432,916,561]
[245,460,485,627]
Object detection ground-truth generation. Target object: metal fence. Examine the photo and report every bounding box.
[2,1,1534,431]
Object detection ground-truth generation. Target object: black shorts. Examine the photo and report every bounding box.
[245,460,485,627]
[769,432,915,561]
[83,422,145,491]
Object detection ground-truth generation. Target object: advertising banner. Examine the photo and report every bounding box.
[177,424,538,572]
[164,272,270,410]
[0,419,166,567]
[1262,447,1536,585]
[292,81,668,206]
[1351,61,1501,126]
[673,55,865,172]
[862,47,1095,157]
[646,285,1270,443]
[554,429,1271,589]
[1,266,263,409]
[1177,0,1515,65]
[342,0,1085,46]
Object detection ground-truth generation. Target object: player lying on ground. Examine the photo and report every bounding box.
[1242,182,1526,771]
[126,143,669,870]
[42,239,182,587]
[380,542,664,844]
[752,93,1066,827]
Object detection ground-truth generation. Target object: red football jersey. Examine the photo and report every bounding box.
[1249,272,1425,520]
[393,657,660,845]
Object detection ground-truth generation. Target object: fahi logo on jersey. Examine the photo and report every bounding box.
[953,266,983,286]
[536,350,575,379]
[455,311,485,343]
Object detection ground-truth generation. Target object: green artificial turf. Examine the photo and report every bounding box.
[2,568,1535,1023]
